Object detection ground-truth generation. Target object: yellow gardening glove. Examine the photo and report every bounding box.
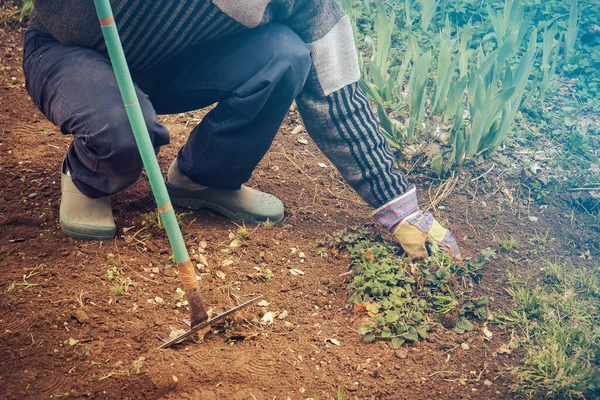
[373,187,460,261]
[393,211,460,260]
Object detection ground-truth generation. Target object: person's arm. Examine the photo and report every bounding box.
[212,0,462,259]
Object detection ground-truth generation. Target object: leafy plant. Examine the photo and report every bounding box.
[106,266,134,296]
[331,228,488,347]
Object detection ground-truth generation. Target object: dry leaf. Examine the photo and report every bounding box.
[496,345,512,355]
[197,253,209,267]
[501,187,514,202]
[365,250,376,263]
[215,270,226,279]
[229,239,241,248]
[221,259,234,267]
[482,326,493,340]
[257,300,270,307]
[289,268,305,276]
[168,327,187,340]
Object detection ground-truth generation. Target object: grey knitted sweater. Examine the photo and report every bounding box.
[31,0,410,208]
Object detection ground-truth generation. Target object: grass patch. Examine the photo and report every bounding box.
[330,228,489,347]
[502,263,600,398]
[4,264,44,294]
[106,266,134,296]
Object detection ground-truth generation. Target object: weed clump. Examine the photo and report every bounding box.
[502,263,600,399]
[330,228,488,348]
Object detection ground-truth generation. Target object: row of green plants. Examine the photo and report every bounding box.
[343,0,587,176]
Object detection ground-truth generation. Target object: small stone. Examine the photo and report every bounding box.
[72,309,90,324]
[154,297,164,304]
[395,349,408,359]
[461,343,470,350]
[484,379,492,386]
[278,310,289,319]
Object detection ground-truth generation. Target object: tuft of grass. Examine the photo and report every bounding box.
[5,264,44,293]
[499,238,518,252]
[233,223,249,241]
[501,263,600,398]
[106,266,133,296]
[132,356,145,375]
[262,218,277,229]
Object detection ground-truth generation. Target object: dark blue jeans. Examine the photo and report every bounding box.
[23,24,311,198]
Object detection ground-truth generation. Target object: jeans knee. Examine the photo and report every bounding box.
[74,100,168,175]
[262,25,312,94]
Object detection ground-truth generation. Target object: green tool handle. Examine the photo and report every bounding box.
[93,0,207,324]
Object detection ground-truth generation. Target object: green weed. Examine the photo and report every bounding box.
[106,266,134,296]
[331,228,488,347]
[501,263,600,398]
[4,264,43,293]
[499,238,518,252]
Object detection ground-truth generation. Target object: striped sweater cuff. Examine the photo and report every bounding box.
[372,186,419,231]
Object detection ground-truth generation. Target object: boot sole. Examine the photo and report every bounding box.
[61,223,116,241]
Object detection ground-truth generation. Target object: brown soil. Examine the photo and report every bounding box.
[1,19,598,400]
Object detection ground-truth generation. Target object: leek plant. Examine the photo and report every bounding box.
[564,0,580,61]
[539,25,561,103]
[417,0,440,32]
[349,0,568,175]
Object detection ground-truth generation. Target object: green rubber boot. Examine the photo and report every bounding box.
[60,165,116,240]
[166,160,284,224]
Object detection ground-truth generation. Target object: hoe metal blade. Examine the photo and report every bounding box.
[157,295,263,349]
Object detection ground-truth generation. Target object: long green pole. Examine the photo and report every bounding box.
[93,0,207,325]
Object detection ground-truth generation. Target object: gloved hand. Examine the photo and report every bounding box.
[372,186,460,261]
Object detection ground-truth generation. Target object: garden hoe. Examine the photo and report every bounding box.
[93,0,262,349]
